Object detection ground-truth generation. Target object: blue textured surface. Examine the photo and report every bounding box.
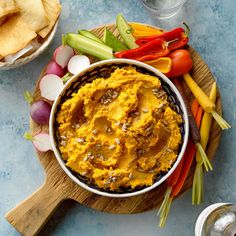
[0,0,235,235]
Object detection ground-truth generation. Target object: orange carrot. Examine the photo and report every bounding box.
[192,83,217,205]
[173,81,211,171]
[158,100,202,227]
[167,100,200,190]
[191,106,206,205]
[158,168,182,221]
[191,99,199,118]
[167,158,183,186]
[171,101,202,197]
[195,106,203,128]
[166,95,198,188]
[171,140,195,197]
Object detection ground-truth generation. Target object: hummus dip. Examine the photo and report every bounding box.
[56,66,182,191]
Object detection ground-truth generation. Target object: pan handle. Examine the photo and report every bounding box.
[5,178,66,236]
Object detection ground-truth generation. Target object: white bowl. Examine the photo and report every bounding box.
[49,59,189,198]
[0,21,59,70]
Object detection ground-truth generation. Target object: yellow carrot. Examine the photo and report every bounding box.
[199,82,217,150]
[192,82,217,205]
[183,73,215,112]
[183,73,231,130]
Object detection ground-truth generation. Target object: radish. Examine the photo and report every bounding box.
[45,60,66,77]
[30,100,51,125]
[67,55,90,75]
[24,132,52,152]
[24,91,51,125]
[53,45,74,68]
[40,74,64,101]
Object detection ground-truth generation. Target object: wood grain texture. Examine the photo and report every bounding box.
[5,23,222,236]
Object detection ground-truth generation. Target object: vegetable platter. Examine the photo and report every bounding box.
[5,15,226,236]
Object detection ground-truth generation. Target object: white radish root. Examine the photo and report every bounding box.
[67,55,90,75]
[40,74,64,101]
[54,45,74,68]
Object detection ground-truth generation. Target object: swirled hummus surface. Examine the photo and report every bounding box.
[56,66,182,191]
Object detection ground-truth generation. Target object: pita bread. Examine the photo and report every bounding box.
[0,14,37,57]
[15,0,49,32]
[38,0,61,38]
[0,0,19,19]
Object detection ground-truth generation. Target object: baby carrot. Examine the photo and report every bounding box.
[199,82,217,150]
[171,140,195,197]
[191,99,199,118]
[158,148,185,222]
[158,159,183,218]
[183,73,231,130]
[183,73,215,112]
[171,102,202,197]
[195,105,203,128]
[192,82,217,205]
[173,79,211,172]
[158,158,184,222]
[167,158,183,187]
[158,100,201,227]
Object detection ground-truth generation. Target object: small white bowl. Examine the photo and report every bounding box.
[49,59,189,198]
[0,21,58,70]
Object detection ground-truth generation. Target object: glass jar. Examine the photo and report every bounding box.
[141,0,187,19]
[195,203,236,236]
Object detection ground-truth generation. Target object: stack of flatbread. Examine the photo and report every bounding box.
[0,0,61,62]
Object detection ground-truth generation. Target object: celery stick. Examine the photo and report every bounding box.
[65,33,113,60]
[78,29,104,44]
[116,13,138,49]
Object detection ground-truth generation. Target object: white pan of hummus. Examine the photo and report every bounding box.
[49,59,189,198]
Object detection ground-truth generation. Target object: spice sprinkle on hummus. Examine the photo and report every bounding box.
[56,66,182,191]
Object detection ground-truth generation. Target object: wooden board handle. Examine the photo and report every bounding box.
[5,179,66,236]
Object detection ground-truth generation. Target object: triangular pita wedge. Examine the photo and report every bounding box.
[0,14,37,58]
[15,0,49,32]
[38,0,62,38]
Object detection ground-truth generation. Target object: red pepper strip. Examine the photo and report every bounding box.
[136,28,183,45]
[135,27,189,52]
[168,33,189,51]
[114,38,169,62]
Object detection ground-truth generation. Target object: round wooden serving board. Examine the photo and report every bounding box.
[5,24,222,236]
